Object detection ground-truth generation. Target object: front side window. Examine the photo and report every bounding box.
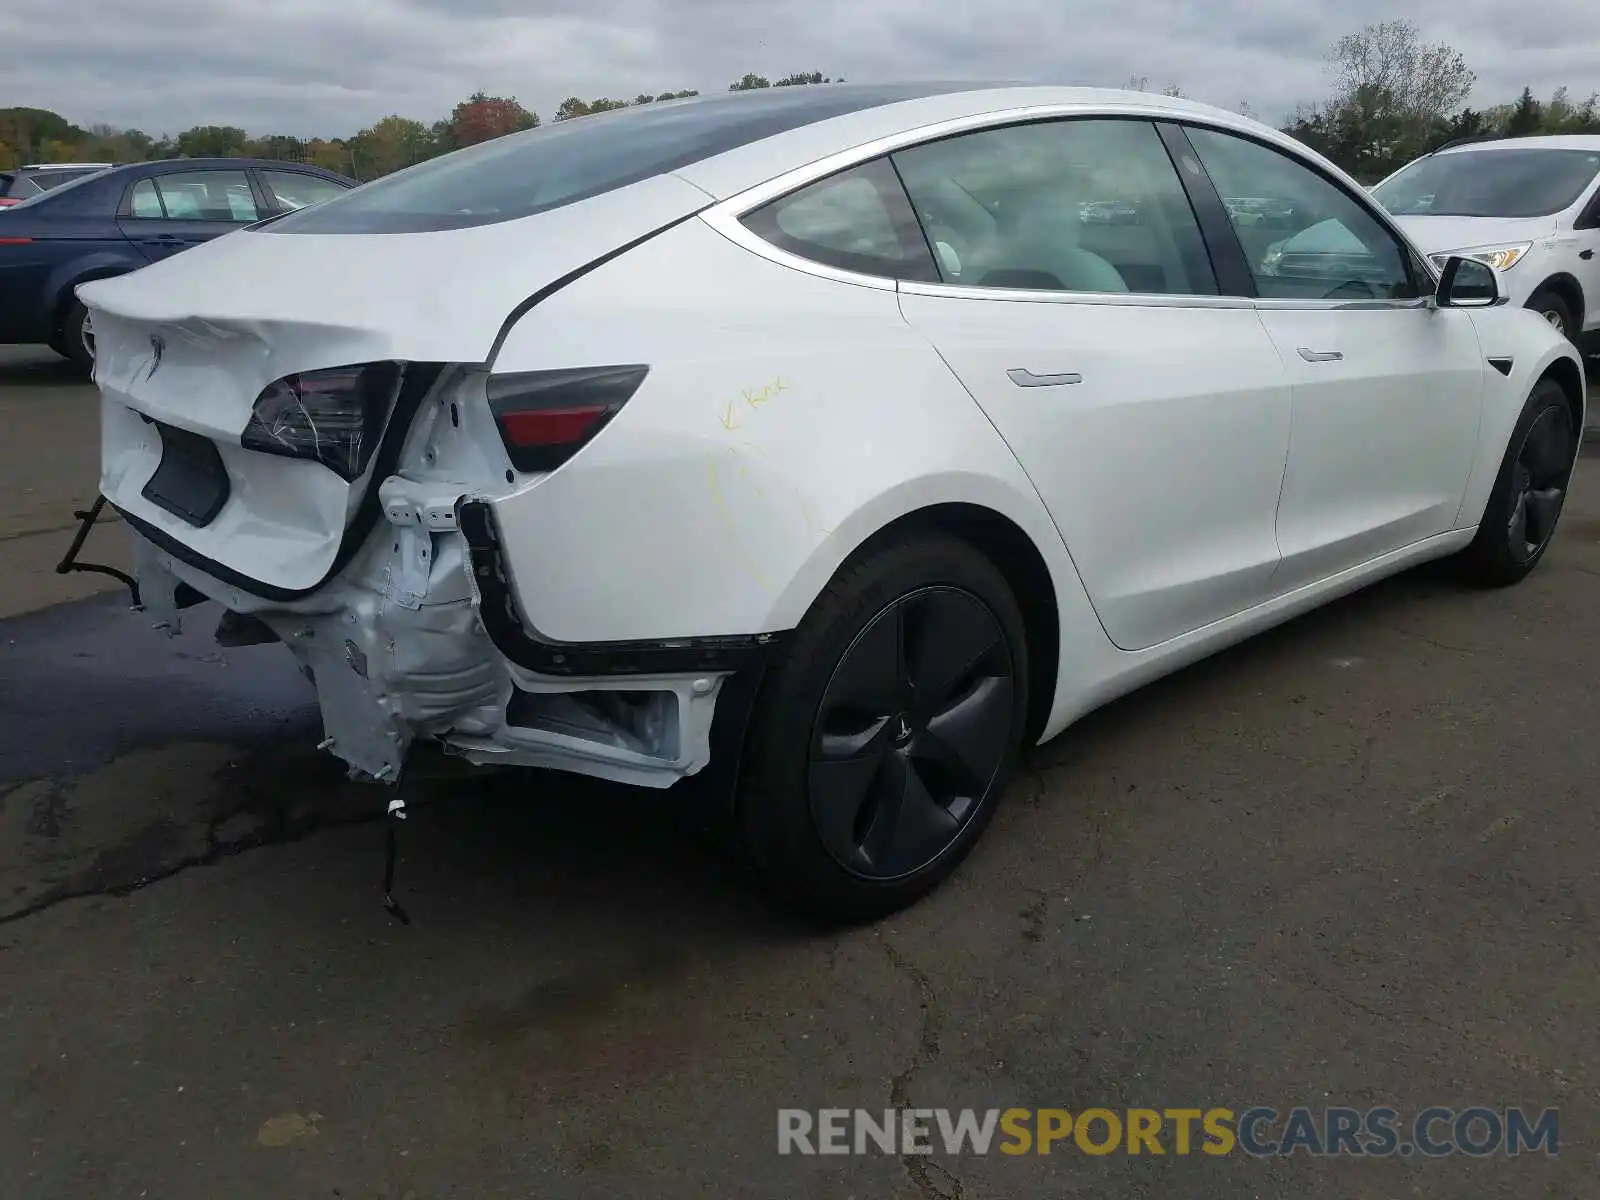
[740,158,937,281]
[1373,148,1600,219]
[259,170,349,212]
[890,118,1219,295]
[125,170,261,222]
[1186,127,1416,301]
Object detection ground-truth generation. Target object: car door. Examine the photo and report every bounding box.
[255,168,351,215]
[1180,125,1487,594]
[116,167,265,262]
[889,116,1295,652]
[1571,174,1600,334]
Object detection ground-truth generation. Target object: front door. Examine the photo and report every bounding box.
[891,117,1294,652]
[1571,176,1600,335]
[116,168,265,263]
[1184,126,1486,591]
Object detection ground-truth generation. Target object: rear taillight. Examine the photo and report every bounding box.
[239,361,404,481]
[488,364,648,473]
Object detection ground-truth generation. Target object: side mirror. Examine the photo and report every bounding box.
[1435,255,1502,308]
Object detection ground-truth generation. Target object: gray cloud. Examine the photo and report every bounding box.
[2,0,1597,138]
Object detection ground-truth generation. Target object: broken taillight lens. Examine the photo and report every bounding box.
[240,361,404,481]
[488,364,648,473]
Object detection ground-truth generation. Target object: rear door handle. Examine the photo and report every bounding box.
[1296,347,1344,363]
[142,234,185,245]
[1007,368,1082,387]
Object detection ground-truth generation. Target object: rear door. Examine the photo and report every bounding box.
[890,116,1294,652]
[1180,125,1486,592]
[115,167,265,262]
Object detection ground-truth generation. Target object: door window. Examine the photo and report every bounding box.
[1185,127,1417,301]
[259,170,350,212]
[124,170,261,222]
[891,118,1219,295]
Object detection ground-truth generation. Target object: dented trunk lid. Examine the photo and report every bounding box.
[83,174,709,597]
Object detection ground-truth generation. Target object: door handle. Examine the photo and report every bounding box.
[1296,347,1344,363]
[1007,368,1082,387]
[142,234,185,245]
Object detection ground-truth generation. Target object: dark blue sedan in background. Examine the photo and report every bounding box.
[0,157,355,373]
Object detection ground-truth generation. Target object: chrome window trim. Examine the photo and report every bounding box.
[897,279,1254,309]
[697,102,1221,297]
[698,101,1446,307]
[1251,296,1435,312]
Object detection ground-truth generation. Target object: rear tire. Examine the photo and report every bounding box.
[1456,378,1576,588]
[1526,288,1577,346]
[56,300,94,377]
[735,532,1029,925]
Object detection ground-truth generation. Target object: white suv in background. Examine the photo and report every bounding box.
[1371,135,1600,353]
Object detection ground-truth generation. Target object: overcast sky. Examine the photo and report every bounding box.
[4,0,1598,139]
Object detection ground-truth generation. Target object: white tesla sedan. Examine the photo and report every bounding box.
[80,84,1585,921]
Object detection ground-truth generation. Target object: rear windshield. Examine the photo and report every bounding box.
[1373,147,1600,218]
[266,84,976,234]
[1,168,109,210]
[32,167,107,190]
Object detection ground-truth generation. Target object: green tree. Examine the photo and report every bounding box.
[1505,86,1542,136]
[175,124,249,157]
[774,72,835,87]
[0,107,87,160]
[728,73,771,91]
[349,115,435,179]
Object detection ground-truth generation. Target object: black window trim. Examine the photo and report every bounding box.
[116,166,267,223]
[1167,119,1431,304]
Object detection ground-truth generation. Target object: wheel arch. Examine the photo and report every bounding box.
[51,262,136,335]
[1540,353,1587,438]
[1526,272,1585,331]
[853,502,1061,746]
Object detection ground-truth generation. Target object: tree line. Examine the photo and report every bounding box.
[1,26,1595,185]
[0,71,838,181]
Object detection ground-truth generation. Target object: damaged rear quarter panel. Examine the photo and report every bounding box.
[482,215,1068,645]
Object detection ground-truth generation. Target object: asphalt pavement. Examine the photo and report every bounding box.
[2,345,1600,1198]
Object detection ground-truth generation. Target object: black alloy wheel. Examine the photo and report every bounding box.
[807,585,1015,880]
[1506,403,1574,564]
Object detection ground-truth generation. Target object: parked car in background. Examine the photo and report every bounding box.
[0,157,355,372]
[0,162,115,208]
[80,86,1584,921]
[1370,136,1600,351]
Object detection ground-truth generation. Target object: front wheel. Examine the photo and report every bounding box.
[1526,288,1577,346]
[735,532,1029,924]
[1456,378,1576,587]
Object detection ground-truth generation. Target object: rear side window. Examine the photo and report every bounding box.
[740,158,938,281]
[259,170,349,212]
[264,84,977,235]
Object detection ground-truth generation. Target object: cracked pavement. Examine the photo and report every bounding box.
[3,345,1600,1198]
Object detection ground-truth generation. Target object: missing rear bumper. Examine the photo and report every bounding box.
[123,523,755,791]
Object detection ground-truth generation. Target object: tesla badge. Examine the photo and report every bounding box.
[146,333,165,380]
